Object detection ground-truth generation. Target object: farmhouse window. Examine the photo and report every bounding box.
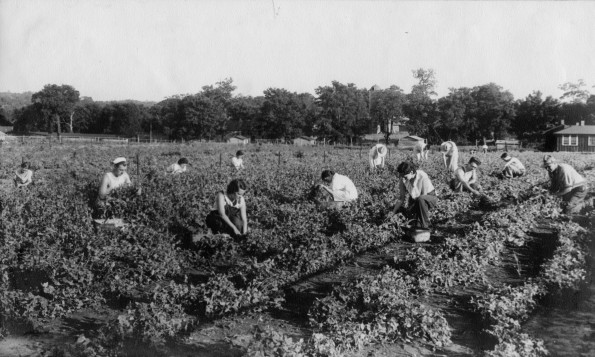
[562,135,578,146]
[589,136,595,146]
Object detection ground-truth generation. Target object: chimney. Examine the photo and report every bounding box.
[560,119,564,125]
[581,120,585,126]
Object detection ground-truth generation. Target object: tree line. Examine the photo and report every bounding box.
[2,70,595,146]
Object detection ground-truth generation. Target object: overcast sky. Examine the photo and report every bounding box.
[1,0,594,102]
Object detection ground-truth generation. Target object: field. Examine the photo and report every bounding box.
[0,142,594,357]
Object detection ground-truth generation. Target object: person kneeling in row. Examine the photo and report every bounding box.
[543,155,589,215]
[14,162,33,188]
[392,161,437,229]
[206,179,249,237]
[318,170,358,203]
[450,157,483,196]
[500,153,525,178]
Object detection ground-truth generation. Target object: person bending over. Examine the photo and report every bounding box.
[392,161,437,229]
[206,179,249,237]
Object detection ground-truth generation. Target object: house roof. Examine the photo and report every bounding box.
[403,135,425,141]
[230,135,248,140]
[553,125,595,135]
[296,136,316,141]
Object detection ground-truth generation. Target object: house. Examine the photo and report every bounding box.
[293,136,316,146]
[227,135,249,145]
[398,135,425,150]
[0,130,6,141]
[553,123,595,152]
[495,139,520,151]
[542,124,567,151]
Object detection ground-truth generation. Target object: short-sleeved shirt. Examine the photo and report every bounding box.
[167,163,187,174]
[398,170,435,202]
[413,141,426,153]
[504,157,525,173]
[369,144,387,166]
[232,157,244,169]
[454,166,476,184]
[331,173,358,201]
[441,141,458,157]
[104,172,132,191]
[550,163,586,193]
[14,169,33,184]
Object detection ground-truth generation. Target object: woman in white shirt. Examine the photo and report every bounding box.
[232,150,245,170]
[96,157,141,212]
[166,157,189,174]
[319,170,358,202]
[440,141,459,173]
[368,144,387,169]
[14,162,33,188]
[206,179,248,237]
[392,161,437,229]
[413,141,428,161]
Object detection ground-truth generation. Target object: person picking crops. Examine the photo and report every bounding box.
[318,170,358,203]
[97,157,141,204]
[368,143,387,169]
[392,161,437,229]
[500,153,525,178]
[440,140,459,173]
[166,157,189,174]
[232,150,245,170]
[206,179,248,237]
[14,162,33,188]
[450,157,483,196]
[413,140,428,161]
[542,155,589,214]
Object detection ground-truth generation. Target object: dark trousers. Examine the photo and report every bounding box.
[399,194,438,229]
[205,206,243,237]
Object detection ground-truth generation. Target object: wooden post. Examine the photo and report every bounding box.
[323,150,326,163]
[219,153,222,168]
[359,146,362,158]
[278,151,281,165]
[136,153,140,184]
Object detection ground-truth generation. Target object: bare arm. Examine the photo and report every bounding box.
[98,173,111,199]
[240,201,248,234]
[456,170,480,196]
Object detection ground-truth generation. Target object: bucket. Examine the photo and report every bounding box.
[408,228,430,243]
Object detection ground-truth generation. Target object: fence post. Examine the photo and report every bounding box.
[219,153,222,168]
[359,146,362,158]
[278,151,281,166]
[323,150,326,163]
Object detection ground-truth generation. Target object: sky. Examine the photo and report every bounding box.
[1,0,595,102]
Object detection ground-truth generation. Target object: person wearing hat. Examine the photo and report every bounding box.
[232,150,245,170]
[97,157,141,202]
[14,162,33,188]
[318,170,358,203]
[450,157,483,196]
[167,157,189,174]
[413,140,428,161]
[369,143,387,169]
[500,153,525,178]
[543,155,588,214]
[392,161,437,229]
[482,143,489,154]
[440,140,459,173]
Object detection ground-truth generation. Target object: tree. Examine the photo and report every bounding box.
[435,87,474,142]
[369,86,407,144]
[31,84,80,134]
[404,69,438,140]
[511,91,560,142]
[468,83,515,141]
[12,104,46,133]
[259,88,312,139]
[315,81,371,144]
[558,79,591,104]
